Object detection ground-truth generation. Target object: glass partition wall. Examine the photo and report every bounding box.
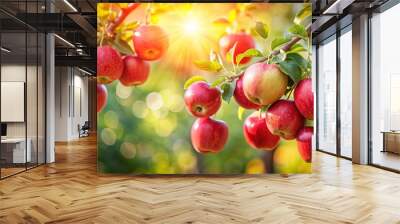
[316,26,353,159]
[370,3,400,172]
[0,1,46,179]
[317,35,337,155]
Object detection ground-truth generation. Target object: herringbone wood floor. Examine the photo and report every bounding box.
[1,135,400,224]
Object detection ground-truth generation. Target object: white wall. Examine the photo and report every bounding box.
[54,67,89,141]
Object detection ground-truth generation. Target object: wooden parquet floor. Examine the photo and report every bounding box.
[1,135,400,224]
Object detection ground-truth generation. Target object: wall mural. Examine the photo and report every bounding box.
[97,3,313,174]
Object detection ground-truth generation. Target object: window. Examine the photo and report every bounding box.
[370,3,400,171]
[339,28,352,158]
[317,36,337,154]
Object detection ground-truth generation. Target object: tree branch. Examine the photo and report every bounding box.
[270,24,311,56]
[107,3,140,36]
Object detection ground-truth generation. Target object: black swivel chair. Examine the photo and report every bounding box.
[78,121,90,138]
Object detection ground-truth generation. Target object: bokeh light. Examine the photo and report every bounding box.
[155,117,177,137]
[246,158,265,174]
[101,128,117,146]
[120,142,137,159]
[104,111,120,129]
[132,100,149,118]
[146,92,164,111]
[116,82,133,99]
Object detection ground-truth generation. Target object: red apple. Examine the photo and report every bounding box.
[243,112,280,150]
[219,32,255,64]
[191,117,229,153]
[97,84,107,112]
[133,25,169,61]
[184,81,221,117]
[242,63,288,105]
[97,46,124,84]
[119,55,150,86]
[234,75,261,110]
[265,100,304,140]
[294,78,314,120]
[296,126,313,162]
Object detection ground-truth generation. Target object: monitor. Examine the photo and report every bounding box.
[1,123,7,137]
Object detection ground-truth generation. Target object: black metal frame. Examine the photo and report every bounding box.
[0,0,47,180]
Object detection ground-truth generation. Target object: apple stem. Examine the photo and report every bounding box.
[107,3,141,37]
[286,85,295,100]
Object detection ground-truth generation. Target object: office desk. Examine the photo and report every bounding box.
[1,138,31,163]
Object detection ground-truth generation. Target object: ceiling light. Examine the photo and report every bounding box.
[54,34,75,48]
[1,47,11,53]
[323,0,354,15]
[78,67,93,76]
[63,0,78,12]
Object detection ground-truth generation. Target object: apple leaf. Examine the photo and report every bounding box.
[286,53,308,72]
[287,43,307,54]
[305,119,314,127]
[228,9,237,23]
[237,107,245,120]
[271,37,291,50]
[236,48,263,64]
[184,76,207,90]
[110,38,134,55]
[288,24,308,39]
[294,4,311,25]
[278,60,302,84]
[254,21,269,39]
[210,77,226,87]
[212,17,231,26]
[221,81,236,103]
[194,60,222,72]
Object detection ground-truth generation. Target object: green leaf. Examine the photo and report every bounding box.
[210,77,226,87]
[289,24,308,39]
[254,21,269,39]
[194,60,222,72]
[184,76,207,90]
[236,48,263,64]
[287,43,306,53]
[286,53,308,71]
[124,21,140,31]
[305,119,314,126]
[271,37,291,50]
[110,39,134,55]
[278,60,302,83]
[221,81,236,103]
[237,107,245,120]
[294,4,312,25]
[269,52,286,64]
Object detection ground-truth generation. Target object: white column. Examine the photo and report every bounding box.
[352,14,369,164]
[46,32,55,163]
